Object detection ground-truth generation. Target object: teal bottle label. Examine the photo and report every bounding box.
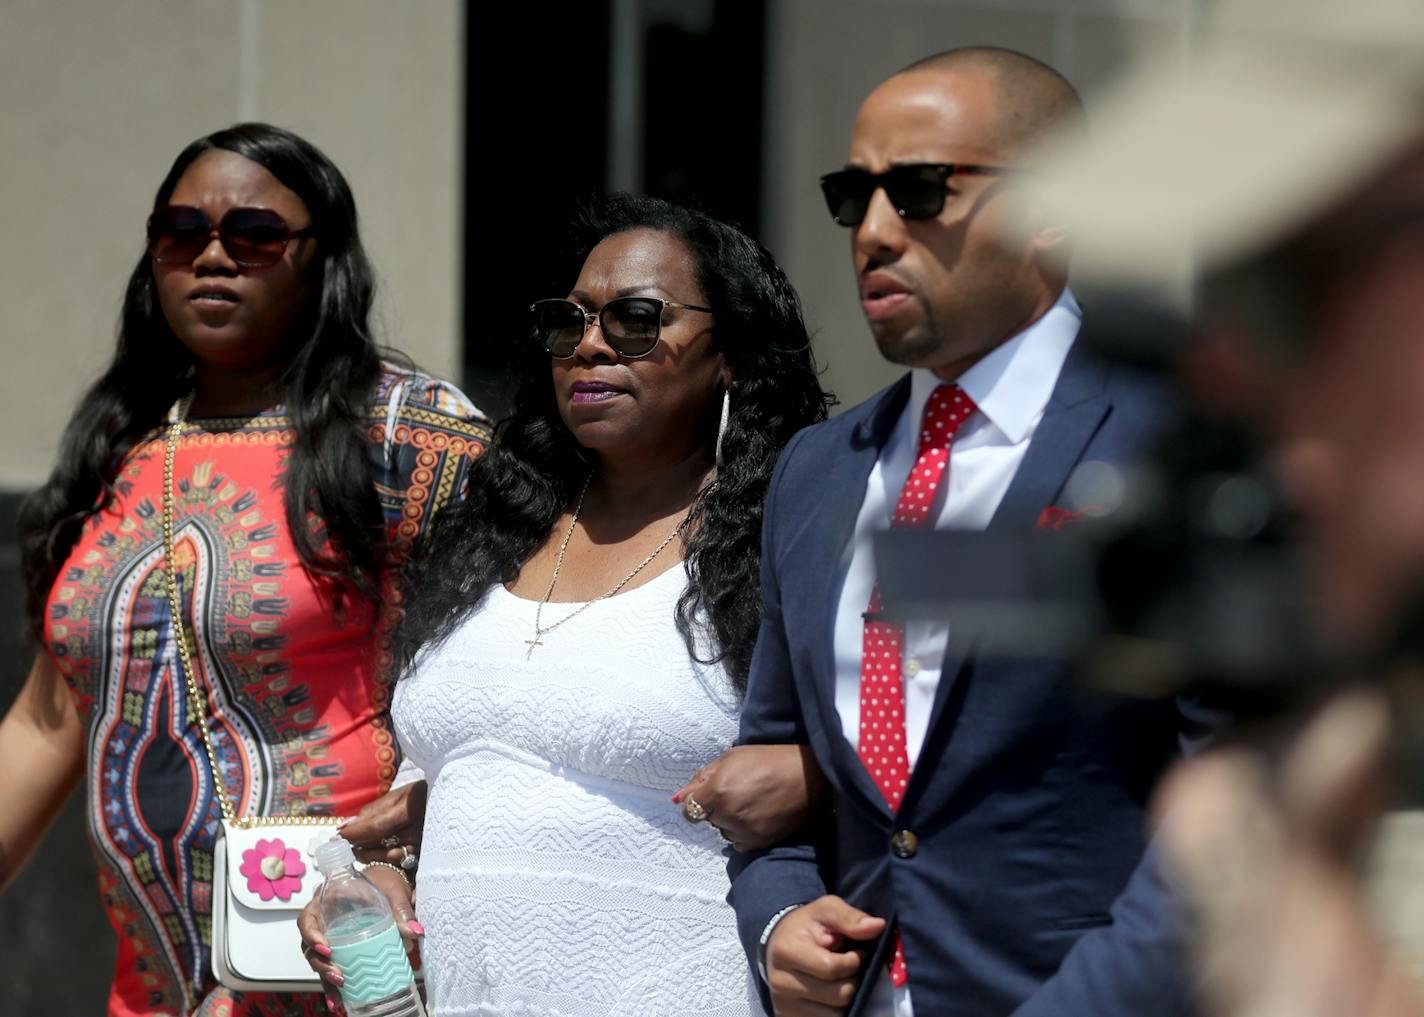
[330,923,413,1004]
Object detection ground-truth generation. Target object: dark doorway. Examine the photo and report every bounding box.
[462,0,768,419]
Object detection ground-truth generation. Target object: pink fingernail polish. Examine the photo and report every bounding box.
[408,920,426,936]
[330,973,345,987]
[314,944,332,959]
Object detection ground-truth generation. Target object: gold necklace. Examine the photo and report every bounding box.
[524,475,687,659]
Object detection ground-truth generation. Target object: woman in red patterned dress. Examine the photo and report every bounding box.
[0,123,488,1016]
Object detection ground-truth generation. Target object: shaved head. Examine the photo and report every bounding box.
[898,47,1087,155]
[843,46,1082,378]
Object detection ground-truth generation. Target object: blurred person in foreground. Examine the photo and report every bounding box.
[1021,0,1424,1013]
[300,193,835,1015]
[0,123,489,1016]
[726,47,1218,1017]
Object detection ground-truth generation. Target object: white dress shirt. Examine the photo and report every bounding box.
[831,289,1080,1017]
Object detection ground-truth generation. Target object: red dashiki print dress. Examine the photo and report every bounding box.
[41,366,490,1017]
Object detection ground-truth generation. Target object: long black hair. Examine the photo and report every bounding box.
[399,193,834,690]
[20,122,389,640]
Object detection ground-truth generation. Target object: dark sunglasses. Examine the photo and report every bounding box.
[530,296,714,359]
[819,163,1010,226]
[146,204,314,267]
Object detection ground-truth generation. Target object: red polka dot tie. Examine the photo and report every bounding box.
[860,383,977,987]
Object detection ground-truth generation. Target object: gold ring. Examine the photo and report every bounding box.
[400,844,418,871]
[682,796,709,824]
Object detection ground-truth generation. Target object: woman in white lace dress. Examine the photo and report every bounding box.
[305,194,833,1016]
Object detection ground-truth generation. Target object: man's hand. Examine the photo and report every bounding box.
[766,895,886,1016]
[673,744,828,851]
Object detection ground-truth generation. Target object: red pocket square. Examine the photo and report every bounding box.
[1037,506,1084,531]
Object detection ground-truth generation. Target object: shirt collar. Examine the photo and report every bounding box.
[905,287,1082,445]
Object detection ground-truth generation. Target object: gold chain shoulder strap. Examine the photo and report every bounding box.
[161,397,241,823]
[161,399,337,831]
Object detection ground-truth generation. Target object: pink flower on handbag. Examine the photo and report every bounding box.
[239,838,306,901]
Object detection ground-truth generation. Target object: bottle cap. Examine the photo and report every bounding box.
[313,836,356,876]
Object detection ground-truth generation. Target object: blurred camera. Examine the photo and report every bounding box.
[875,296,1339,717]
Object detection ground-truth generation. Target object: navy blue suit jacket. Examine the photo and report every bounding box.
[729,339,1213,1017]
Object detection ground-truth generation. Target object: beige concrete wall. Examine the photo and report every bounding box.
[764,0,1200,410]
[0,0,462,489]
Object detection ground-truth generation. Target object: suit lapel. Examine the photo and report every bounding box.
[805,376,911,817]
[919,342,1112,754]
[986,344,1111,532]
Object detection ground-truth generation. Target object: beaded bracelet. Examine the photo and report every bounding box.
[362,860,413,889]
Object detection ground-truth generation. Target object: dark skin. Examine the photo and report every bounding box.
[341,780,427,868]
[300,227,827,997]
[295,784,427,1011]
[0,658,84,896]
[0,152,320,903]
[672,744,828,852]
[316,753,827,1004]
[768,62,1074,1017]
[512,227,727,600]
[154,149,317,416]
[849,68,1067,383]
[5,156,334,1008]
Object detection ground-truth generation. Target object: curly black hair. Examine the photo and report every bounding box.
[398,193,834,691]
[20,123,390,640]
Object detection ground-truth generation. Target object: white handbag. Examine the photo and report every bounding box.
[210,818,340,991]
[161,402,338,994]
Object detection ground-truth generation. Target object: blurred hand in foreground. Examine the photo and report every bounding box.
[1156,690,1422,1017]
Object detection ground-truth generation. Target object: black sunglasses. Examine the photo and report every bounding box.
[819,163,1010,226]
[530,296,714,359]
[147,204,315,267]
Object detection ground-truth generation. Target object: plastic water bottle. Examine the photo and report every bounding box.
[312,838,426,1017]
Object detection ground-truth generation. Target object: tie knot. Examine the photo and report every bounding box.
[917,384,976,455]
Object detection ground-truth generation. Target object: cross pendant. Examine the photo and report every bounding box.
[524,635,542,660]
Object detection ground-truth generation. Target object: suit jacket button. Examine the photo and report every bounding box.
[891,830,919,858]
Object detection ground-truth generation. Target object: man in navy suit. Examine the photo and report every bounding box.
[726,48,1212,1017]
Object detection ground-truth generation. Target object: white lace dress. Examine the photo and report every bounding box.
[392,565,763,1017]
